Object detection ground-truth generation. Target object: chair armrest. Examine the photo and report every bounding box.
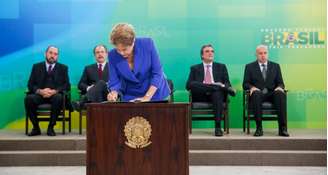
[62,90,69,95]
[244,90,250,96]
[225,95,230,104]
[77,90,86,98]
[188,90,192,102]
[244,89,288,95]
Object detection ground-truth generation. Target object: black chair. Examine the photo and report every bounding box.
[77,91,87,135]
[243,90,288,134]
[25,91,72,135]
[189,92,230,134]
[167,79,174,103]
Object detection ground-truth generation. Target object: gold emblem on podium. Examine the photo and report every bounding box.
[124,116,152,149]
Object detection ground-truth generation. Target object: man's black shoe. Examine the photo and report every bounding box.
[47,127,56,136]
[253,128,263,137]
[215,127,223,137]
[279,129,290,137]
[28,128,41,136]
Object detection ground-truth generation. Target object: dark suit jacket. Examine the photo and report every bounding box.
[27,61,70,93]
[186,62,232,91]
[78,63,109,94]
[242,60,285,91]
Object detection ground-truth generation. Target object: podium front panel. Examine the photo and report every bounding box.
[87,103,189,175]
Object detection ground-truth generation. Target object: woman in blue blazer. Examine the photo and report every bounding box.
[107,23,170,102]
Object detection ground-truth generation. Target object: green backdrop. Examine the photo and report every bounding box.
[0,0,326,130]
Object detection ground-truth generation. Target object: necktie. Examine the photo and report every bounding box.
[261,64,267,81]
[48,65,52,74]
[98,64,103,79]
[204,65,212,84]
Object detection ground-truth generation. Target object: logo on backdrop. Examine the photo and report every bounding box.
[261,28,326,49]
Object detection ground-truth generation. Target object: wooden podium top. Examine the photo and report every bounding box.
[86,101,189,107]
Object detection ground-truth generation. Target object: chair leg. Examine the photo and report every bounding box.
[25,114,29,135]
[247,114,250,134]
[189,110,192,134]
[243,111,246,132]
[226,110,229,134]
[62,113,66,135]
[243,119,246,132]
[79,110,82,135]
[223,112,226,132]
[69,111,72,133]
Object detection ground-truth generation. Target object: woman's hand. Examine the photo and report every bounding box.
[107,91,118,102]
[129,85,157,102]
[130,96,151,103]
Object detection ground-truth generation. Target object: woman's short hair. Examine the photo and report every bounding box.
[110,23,135,46]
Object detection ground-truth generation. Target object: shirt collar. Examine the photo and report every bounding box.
[258,61,268,67]
[202,61,213,67]
[45,61,56,69]
[97,61,106,67]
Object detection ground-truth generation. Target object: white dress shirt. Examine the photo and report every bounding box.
[203,62,214,83]
[258,61,268,72]
[45,62,56,72]
[97,61,106,71]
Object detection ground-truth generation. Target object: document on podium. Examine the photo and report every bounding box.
[100,100,168,104]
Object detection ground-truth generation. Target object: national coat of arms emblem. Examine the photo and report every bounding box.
[124,116,152,149]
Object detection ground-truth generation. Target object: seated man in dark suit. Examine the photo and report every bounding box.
[243,45,289,137]
[186,44,235,137]
[25,46,70,136]
[75,44,109,109]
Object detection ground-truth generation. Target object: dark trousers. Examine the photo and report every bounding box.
[85,80,108,103]
[189,82,225,121]
[250,90,287,129]
[24,93,63,129]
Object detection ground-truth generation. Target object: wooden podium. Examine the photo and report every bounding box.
[86,102,189,175]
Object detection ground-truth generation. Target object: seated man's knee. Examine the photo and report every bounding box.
[274,90,286,98]
[97,80,106,85]
[93,81,107,92]
[51,94,63,103]
[251,90,262,97]
[25,94,37,103]
[211,91,225,101]
[212,90,224,96]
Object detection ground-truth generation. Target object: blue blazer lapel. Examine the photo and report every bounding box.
[117,59,139,83]
[132,47,141,75]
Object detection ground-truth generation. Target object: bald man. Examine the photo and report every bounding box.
[243,45,289,137]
